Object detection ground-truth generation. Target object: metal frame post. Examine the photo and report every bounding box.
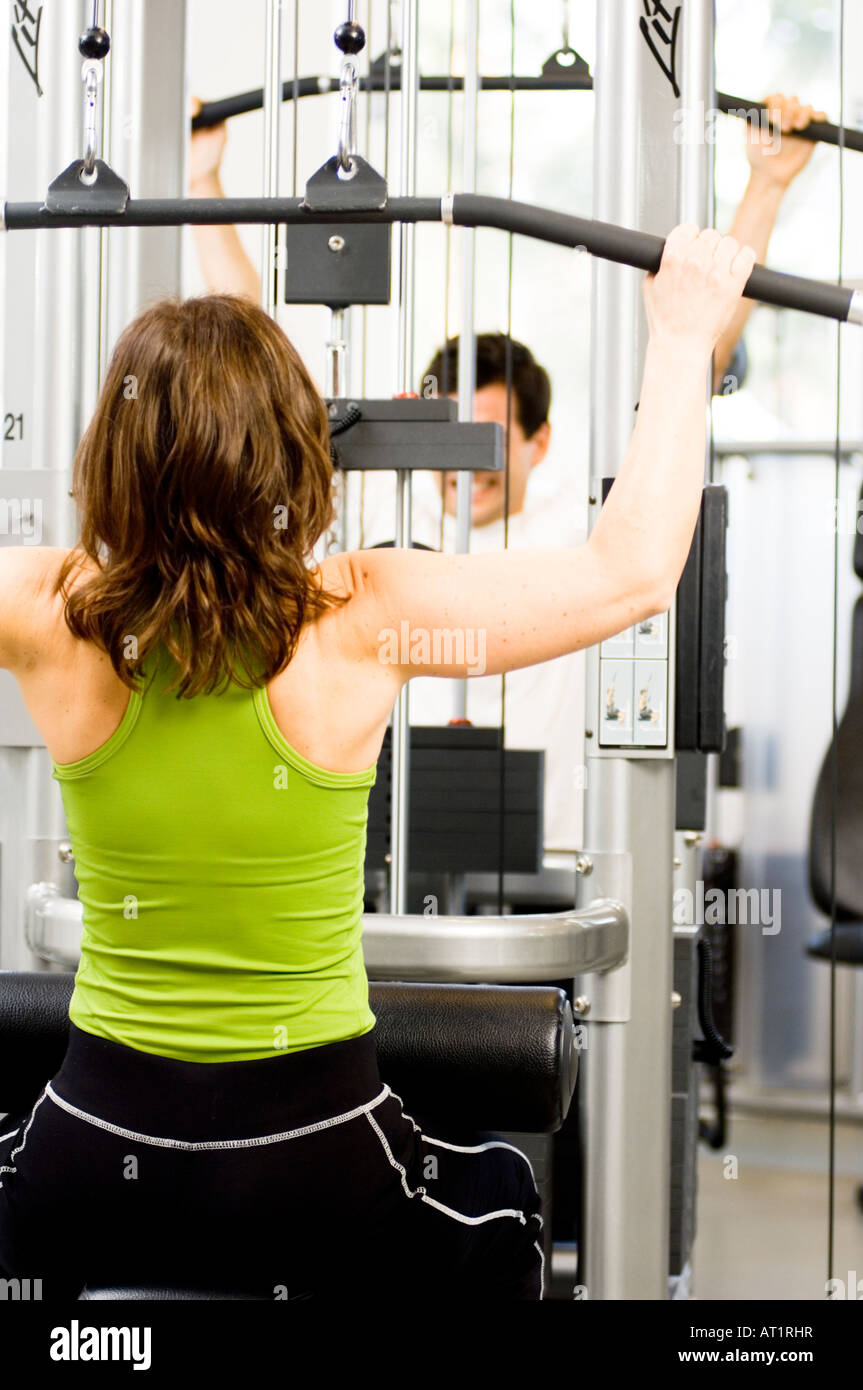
[577,0,714,1301]
[388,0,421,914]
[452,0,479,722]
[262,0,284,316]
[102,1,186,352]
[671,0,716,1297]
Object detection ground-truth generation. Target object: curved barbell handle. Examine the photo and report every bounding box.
[3,190,860,325]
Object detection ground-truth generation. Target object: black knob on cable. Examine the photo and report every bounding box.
[334,21,365,55]
[79,26,110,60]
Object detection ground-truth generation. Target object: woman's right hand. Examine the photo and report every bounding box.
[190,95,228,190]
[642,223,756,352]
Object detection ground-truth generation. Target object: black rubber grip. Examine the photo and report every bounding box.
[717,92,863,154]
[451,194,856,324]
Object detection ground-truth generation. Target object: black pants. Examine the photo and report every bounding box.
[0,1022,543,1301]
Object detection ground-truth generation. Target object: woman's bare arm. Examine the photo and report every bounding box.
[189,97,262,302]
[713,93,825,392]
[341,225,756,685]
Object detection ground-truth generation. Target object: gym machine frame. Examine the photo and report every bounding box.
[2,0,859,1302]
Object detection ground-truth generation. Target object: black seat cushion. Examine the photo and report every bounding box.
[805,923,863,965]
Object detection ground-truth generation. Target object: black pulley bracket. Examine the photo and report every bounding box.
[303,155,388,213]
[541,48,591,79]
[43,159,129,217]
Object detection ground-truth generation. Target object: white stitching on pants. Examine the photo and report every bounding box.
[534,1240,546,1299]
[0,1091,49,1190]
[366,1109,536,1228]
[418,1191,528,1227]
[393,1094,541,1193]
[380,1086,421,1134]
[45,1080,391,1151]
[364,1109,425,1200]
[419,1133,540,1184]
[379,1086,544,1218]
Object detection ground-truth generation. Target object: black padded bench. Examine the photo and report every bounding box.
[0,970,577,1300]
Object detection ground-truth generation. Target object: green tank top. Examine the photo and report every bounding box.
[52,645,378,1062]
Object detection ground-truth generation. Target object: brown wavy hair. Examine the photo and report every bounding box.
[55,295,347,697]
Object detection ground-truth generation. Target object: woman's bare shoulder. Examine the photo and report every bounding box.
[0,545,87,670]
[313,550,355,599]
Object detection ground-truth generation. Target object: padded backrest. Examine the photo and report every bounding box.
[370,981,576,1132]
[0,969,71,1116]
[0,971,576,1133]
[808,594,863,919]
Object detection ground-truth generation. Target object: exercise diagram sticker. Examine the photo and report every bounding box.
[639,0,681,98]
[634,611,669,659]
[634,659,668,747]
[600,659,633,746]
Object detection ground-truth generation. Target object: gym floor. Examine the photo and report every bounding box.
[696,1112,863,1300]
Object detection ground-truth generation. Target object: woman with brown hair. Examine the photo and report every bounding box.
[0,225,754,1300]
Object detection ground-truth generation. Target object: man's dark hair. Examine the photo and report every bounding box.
[421,333,551,440]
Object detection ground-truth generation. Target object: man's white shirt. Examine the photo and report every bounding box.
[357,471,587,852]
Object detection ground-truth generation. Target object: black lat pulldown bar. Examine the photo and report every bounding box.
[3,190,860,327]
[191,73,863,156]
